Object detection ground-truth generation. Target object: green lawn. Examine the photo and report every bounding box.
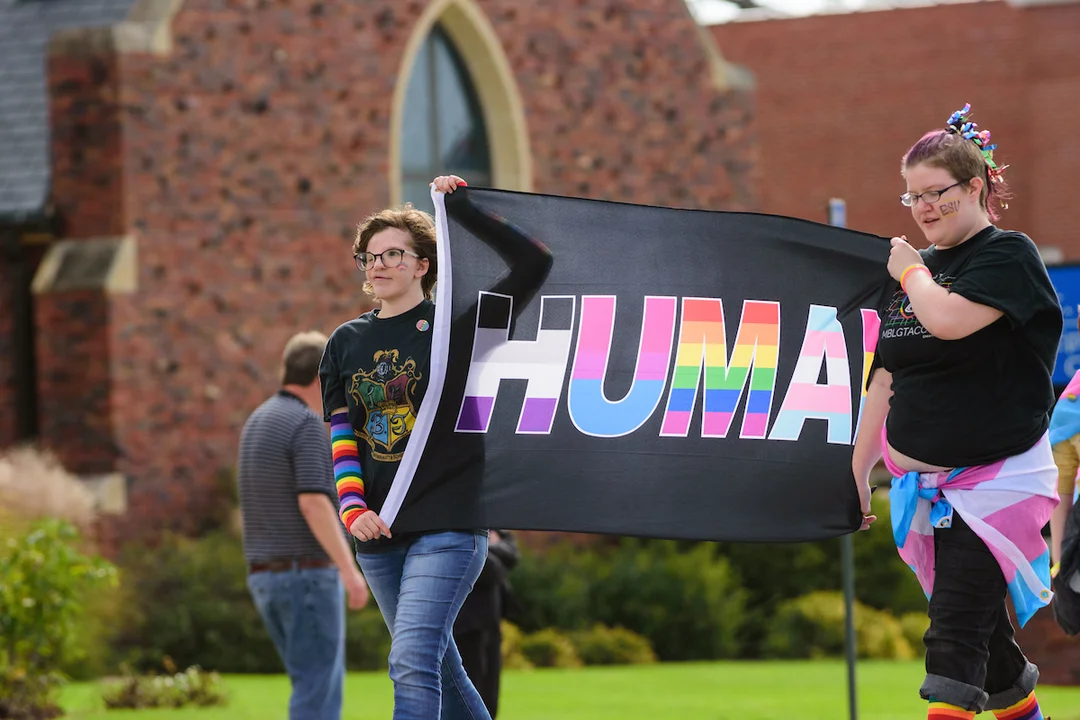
[61,661,1080,720]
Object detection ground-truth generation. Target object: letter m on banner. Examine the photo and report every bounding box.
[456,292,576,435]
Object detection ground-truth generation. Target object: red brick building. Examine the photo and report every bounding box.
[711,0,1080,258]
[0,0,759,540]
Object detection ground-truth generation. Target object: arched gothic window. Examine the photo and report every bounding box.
[400,24,491,214]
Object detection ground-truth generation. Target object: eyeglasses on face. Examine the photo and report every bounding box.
[354,248,421,271]
[900,180,969,208]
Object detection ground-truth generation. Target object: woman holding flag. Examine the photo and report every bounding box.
[320,174,550,720]
[852,104,1062,720]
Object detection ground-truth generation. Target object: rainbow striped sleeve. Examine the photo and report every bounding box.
[330,410,367,530]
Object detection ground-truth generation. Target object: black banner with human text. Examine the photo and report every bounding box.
[381,188,892,542]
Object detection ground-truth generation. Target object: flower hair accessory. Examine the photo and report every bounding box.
[945,103,1008,184]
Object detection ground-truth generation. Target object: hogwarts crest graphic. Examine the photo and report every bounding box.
[349,349,422,461]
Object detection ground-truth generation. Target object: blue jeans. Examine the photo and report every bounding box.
[358,530,491,720]
[247,566,345,720]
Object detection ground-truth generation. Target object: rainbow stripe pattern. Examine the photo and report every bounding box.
[992,692,1043,720]
[568,296,677,438]
[927,702,975,719]
[660,298,779,438]
[330,410,367,530]
[769,304,852,445]
[451,293,886,442]
[853,308,881,440]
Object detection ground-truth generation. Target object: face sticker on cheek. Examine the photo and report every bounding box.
[939,200,960,216]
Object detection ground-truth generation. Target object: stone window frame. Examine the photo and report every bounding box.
[398,23,494,212]
[389,0,533,207]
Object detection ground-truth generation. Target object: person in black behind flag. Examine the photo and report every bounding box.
[454,529,520,719]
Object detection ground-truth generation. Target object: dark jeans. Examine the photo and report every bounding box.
[920,514,1039,711]
[247,566,345,720]
[455,627,502,718]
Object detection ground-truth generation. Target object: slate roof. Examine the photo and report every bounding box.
[0,0,137,221]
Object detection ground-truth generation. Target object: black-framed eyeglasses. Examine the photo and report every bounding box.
[900,180,968,208]
[354,248,421,271]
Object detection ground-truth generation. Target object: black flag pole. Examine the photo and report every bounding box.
[841,532,858,720]
[829,196,859,720]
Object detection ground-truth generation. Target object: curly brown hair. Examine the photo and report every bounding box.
[353,203,437,300]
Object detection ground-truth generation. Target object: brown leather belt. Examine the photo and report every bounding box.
[248,558,335,574]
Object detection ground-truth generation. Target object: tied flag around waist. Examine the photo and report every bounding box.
[380,187,893,543]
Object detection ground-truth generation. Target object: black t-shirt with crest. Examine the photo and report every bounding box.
[320,300,435,552]
[872,225,1062,467]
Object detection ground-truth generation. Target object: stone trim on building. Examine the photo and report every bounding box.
[693,21,755,92]
[47,0,184,57]
[82,472,129,514]
[31,236,137,295]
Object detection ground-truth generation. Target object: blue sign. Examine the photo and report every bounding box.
[828,198,847,229]
[1047,264,1080,387]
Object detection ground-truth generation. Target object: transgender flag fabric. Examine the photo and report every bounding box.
[886,431,1059,627]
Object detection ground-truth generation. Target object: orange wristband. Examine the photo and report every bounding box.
[900,264,931,292]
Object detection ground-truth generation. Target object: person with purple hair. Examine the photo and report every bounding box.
[852,104,1063,720]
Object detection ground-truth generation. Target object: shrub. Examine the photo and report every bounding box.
[60,579,126,682]
[345,608,391,671]
[764,591,847,660]
[511,539,744,662]
[111,530,398,675]
[860,608,915,660]
[764,591,914,660]
[587,540,745,661]
[900,612,930,656]
[0,448,128,684]
[520,628,582,668]
[0,448,97,540]
[500,621,532,670]
[714,491,929,657]
[108,531,279,673]
[510,543,596,632]
[570,625,657,666]
[850,493,929,616]
[0,520,117,720]
[101,661,227,709]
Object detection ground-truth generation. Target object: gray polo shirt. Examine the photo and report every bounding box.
[237,390,338,564]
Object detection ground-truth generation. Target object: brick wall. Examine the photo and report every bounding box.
[0,257,16,448]
[711,1,1080,255]
[1023,2,1080,257]
[44,0,757,539]
[33,289,117,473]
[480,1,759,209]
[48,50,126,239]
[26,41,129,478]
